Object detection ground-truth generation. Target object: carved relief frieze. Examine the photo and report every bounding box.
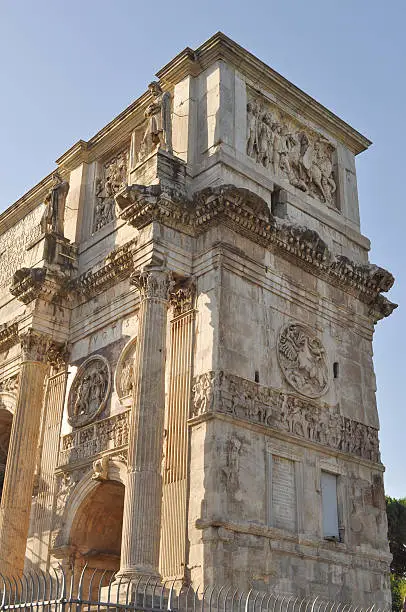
[93,149,129,233]
[115,337,137,405]
[191,371,380,463]
[277,322,329,398]
[246,94,337,206]
[67,355,111,428]
[59,410,129,466]
[0,374,19,395]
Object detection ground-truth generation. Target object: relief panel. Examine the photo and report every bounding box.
[247,91,337,206]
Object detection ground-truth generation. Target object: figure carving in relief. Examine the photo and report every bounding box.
[138,82,172,161]
[93,151,128,232]
[278,323,329,398]
[92,456,109,481]
[120,359,134,397]
[68,356,111,427]
[246,97,337,205]
[222,436,242,490]
[41,172,70,236]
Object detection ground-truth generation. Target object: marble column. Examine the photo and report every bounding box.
[0,331,53,576]
[119,265,173,579]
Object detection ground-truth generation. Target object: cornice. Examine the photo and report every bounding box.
[156,32,371,155]
[0,319,19,354]
[116,184,396,321]
[72,238,137,300]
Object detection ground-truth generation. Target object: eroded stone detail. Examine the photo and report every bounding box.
[277,322,329,398]
[92,455,109,481]
[67,355,111,428]
[130,266,174,301]
[137,82,172,162]
[0,207,43,289]
[191,371,380,463]
[170,278,196,317]
[94,150,129,232]
[115,338,137,405]
[73,238,137,299]
[247,96,336,205]
[41,172,70,236]
[59,411,129,465]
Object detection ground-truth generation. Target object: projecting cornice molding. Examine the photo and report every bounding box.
[72,238,138,300]
[116,183,396,321]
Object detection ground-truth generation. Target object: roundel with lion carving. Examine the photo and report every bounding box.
[277,322,329,398]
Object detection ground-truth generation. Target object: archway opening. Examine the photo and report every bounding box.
[0,408,13,500]
[70,480,125,575]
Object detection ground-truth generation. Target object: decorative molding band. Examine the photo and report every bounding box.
[116,184,396,320]
[58,410,130,466]
[0,320,19,353]
[191,371,380,464]
[72,238,137,299]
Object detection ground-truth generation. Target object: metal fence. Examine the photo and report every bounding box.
[0,567,390,612]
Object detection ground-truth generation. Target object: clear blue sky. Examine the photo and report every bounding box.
[0,1,404,496]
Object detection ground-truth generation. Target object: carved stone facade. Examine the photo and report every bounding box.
[93,149,129,232]
[0,34,395,607]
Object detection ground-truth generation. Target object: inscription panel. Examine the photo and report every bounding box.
[0,207,43,289]
[270,455,297,532]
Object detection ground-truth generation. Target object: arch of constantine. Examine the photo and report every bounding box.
[0,33,396,607]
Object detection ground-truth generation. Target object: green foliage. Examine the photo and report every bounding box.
[387,497,406,611]
[387,497,406,576]
[390,575,406,612]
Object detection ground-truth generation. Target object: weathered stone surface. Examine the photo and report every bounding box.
[0,33,395,607]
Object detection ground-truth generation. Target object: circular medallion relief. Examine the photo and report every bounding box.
[277,322,329,398]
[68,355,111,427]
[115,337,137,406]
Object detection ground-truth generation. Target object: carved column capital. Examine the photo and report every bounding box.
[170,277,196,317]
[130,266,174,301]
[19,329,69,368]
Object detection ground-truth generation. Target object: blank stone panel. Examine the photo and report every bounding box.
[270,455,297,532]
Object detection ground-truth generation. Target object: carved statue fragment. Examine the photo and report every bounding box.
[41,172,70,236]
[115,337,137,405]
[93,150,128,232]
[247,95,337,205]
[68,355,111,428]
[137,82,172,162]
[277,323,329,398]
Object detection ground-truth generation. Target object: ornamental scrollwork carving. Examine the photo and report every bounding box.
[115,338,137,406]
[93,149,129,232]
[277,323,329,398]
[67,355,111,428]
[247,95,337,205]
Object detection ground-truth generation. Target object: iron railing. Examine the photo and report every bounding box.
[0,567,391,612]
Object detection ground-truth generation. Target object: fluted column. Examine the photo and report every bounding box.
[119,265,173,579]
[0,331,56,576]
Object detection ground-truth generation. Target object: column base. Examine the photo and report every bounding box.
[115,564,162,583]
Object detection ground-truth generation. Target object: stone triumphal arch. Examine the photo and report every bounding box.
[0,33,397,607]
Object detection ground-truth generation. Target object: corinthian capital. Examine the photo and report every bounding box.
[19,329,69,368]
[130,266,174,301]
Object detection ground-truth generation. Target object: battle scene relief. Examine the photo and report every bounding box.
[247,92,337,206]
[93,149,129,232]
